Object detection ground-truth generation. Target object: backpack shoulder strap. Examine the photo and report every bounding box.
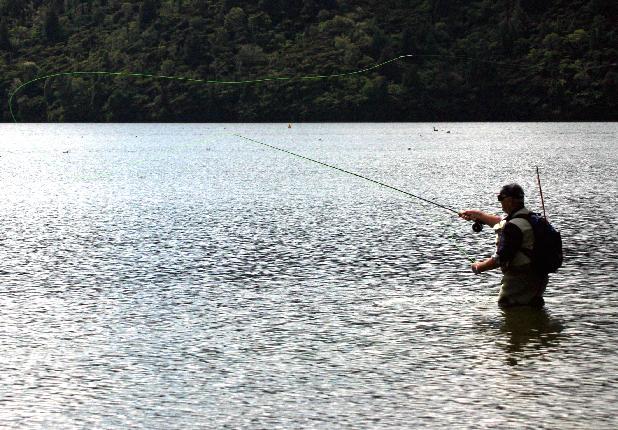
[509,214,532,231]
[509,212,535,255]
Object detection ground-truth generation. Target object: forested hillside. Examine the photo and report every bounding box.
[1,0,616,122]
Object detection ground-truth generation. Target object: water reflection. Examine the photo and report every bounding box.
[500,307,564,366]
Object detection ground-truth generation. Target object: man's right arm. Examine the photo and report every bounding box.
[458,210,502,227]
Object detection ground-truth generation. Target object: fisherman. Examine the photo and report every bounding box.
[459,183,547,308]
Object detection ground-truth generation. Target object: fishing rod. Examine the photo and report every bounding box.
[234,134,477,263]
[536,166,547,220]
[234,134,460,214]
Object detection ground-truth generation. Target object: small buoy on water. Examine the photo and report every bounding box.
[446,130,451,134]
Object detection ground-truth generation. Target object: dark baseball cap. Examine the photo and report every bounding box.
[497,183,525,201]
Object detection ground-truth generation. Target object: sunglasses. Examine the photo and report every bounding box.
[497,194,508,202]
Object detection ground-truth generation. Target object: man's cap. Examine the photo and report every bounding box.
[498,183,525,200]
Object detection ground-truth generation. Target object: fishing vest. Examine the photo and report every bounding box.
[494,207,535,269]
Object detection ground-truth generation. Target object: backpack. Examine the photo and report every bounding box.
[513,212,563,274]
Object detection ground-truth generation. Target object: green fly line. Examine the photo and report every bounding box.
[234,134,476,264]
[9,52,572,123]
[8,54,414,122]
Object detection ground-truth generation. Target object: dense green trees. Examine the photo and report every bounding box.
[1,0,616,122]
[139,0,160,30]
[43,8,62,43]
[0,18,10,51]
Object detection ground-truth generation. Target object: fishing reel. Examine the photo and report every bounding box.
[472,221,484,233]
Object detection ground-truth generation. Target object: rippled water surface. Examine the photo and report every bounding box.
[1,123,617,429]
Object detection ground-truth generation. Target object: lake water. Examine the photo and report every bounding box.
[1,123,617,429]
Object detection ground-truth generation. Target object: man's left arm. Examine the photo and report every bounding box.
[472,257,500,274]
[471,222,523,274]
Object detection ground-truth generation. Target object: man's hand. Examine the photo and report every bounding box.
[459,210,502,228]
[471,262,481,275]
[459,210,480,222]
[471,258,498,275]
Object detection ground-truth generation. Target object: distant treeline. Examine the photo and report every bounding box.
[1,0,616,122]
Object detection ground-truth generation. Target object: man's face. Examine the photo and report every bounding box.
[499,195,521,213]
[498,194,514,213]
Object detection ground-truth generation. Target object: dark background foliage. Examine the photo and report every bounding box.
[1,0,616,122]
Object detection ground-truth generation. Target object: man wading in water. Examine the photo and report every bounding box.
[459,184,548,308]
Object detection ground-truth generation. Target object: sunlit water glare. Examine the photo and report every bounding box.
[1,123,616,429]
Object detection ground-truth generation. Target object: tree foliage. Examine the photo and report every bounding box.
[0,18,11,51]
[1,0,616,122]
